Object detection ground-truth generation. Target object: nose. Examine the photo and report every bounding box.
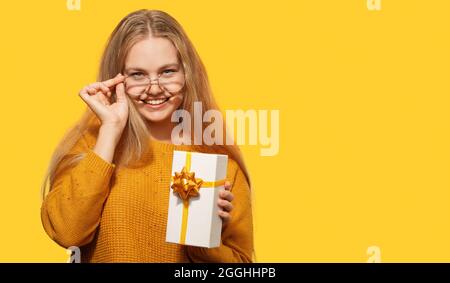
[139,79,163,101]
[145,79,164,96]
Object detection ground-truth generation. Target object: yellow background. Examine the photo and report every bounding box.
[0,0,449,262]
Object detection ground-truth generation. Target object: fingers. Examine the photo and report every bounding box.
[115,82,127,104]
[86,86,97,96]
[85,82,111,97]
[97,92,110,106]
[92,82,110,94]
[79,87,107,113]
[83,74,124,98]
[224,181,232,191]
[80,83,110,105]
[218,180,233,224]
[218,198,233,212]
[102,73,125,88]
[218,181,234,213]
[219,210,231,224]
[99,82,111,96]
[220,186,234,202]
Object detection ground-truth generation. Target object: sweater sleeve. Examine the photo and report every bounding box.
[40,133,116,248]
[186,162,254,263]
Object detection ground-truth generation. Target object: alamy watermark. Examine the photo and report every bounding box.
[367,245,381,263]
[171,102,279,156]
[67,246,81,263]
[367,0,382,11]
[66,0,81,11]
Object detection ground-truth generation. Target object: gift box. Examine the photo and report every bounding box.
[165,150,228,248]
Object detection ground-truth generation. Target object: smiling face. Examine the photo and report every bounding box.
[124,35,185,124]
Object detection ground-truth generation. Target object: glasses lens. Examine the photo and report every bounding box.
[159,71,185,93]
[125,76,150,95]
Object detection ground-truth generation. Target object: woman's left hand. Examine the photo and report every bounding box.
[218,181,234,226]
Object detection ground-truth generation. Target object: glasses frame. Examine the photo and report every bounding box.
[123,71,186,95]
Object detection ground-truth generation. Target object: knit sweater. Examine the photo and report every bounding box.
[41,125,254,263]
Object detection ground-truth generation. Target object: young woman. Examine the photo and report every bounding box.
[40,9,254,262]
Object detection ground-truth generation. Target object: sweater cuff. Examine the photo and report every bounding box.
[83,149,116,177]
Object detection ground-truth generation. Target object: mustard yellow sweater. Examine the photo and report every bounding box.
[41,126,254,263]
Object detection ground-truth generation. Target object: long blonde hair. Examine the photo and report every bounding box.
[41,9,250,199]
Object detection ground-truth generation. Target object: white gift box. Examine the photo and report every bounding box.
[165,150,228,248]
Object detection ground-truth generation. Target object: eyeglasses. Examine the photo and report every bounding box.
[124,70,185,95]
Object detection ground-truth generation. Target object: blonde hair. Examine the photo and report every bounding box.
[40,9,254,261]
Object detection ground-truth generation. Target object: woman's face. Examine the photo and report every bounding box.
[124,36,184,123]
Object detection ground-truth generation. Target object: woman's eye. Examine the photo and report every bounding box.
[131,72,145,79]
[162,69,177,75]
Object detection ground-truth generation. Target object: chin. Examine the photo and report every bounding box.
[141,111,172,123]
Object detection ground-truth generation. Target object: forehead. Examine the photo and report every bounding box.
[125,36,179,70]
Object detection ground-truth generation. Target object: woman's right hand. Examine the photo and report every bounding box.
[78,73,129,133]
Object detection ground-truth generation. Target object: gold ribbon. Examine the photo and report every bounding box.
[170,152,226,244]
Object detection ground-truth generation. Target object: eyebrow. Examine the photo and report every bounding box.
[125,63,180,73]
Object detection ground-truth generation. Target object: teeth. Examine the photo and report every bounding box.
[144,98,167,105]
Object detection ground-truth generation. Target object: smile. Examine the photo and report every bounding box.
[142,97,170,105]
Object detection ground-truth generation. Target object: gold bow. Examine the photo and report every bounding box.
[171,167,203,201]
